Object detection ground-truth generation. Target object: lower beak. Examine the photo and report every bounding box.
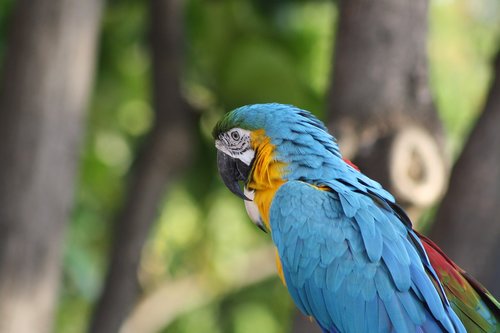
[217,150,252,201]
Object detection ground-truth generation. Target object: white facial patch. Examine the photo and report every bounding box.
[215,140,232,156]
[244,188,262,225]
[238,148,255,166]
[215,128,255,166]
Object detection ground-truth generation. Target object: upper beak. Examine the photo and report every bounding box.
[217,150,252,201]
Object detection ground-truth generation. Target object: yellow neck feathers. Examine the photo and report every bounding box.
[246,130,286,230]
[246,129,287,286]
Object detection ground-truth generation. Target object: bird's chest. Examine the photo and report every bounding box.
[245,148,286,230]
[244,186,283,231]
[244,186,288,286]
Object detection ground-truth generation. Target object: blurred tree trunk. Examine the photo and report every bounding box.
[429,49,500,298]
[89,0,194,332]
[328,0,447,220]
[0,0,102,332]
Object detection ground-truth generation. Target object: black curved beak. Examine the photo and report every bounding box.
[217,150,252,201]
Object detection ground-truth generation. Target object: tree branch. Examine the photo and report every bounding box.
[120,246,278,333]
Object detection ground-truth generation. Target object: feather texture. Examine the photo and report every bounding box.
[271,181,465,333]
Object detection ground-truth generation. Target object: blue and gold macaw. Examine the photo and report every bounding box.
[213,103,499,333]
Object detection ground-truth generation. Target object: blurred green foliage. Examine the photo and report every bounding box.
[429,0,500,154]
[0,0,15,61]
[0,0,498,332]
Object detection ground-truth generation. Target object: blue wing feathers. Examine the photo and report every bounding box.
[398,290,427,324]
[326,259,344,292]
[375,268,394,301]
[346,269,364,298]
[283,267,309,314]
[270,180,466,333]
[377,298,392,332]
[382,244,411,291]
[320,242,341,265]
[364,296,379,329]
[410,264,446,321]
[361,271,377,300]
[306,280,330,327]
[327,238,348,259]
[314,265,327,287]
[354,208,383,262]
[383,293,413,333]
[337,191,359,218]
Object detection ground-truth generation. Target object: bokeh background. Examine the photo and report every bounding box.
[0,0,499,332]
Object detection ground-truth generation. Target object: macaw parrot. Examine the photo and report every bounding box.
[213,103,500,333]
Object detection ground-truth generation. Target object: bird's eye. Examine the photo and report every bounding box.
[230,130,240,141]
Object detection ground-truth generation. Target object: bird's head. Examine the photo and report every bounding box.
[212,103,342,200]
